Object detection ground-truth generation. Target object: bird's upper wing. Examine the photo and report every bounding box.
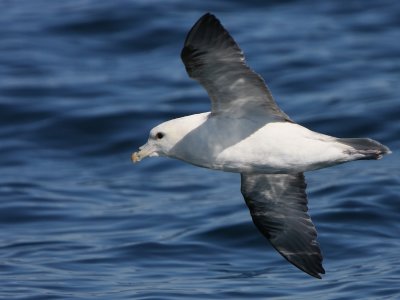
[181,13,290,120]
[240,173,325,279]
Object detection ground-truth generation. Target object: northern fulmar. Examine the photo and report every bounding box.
[131,13,390,279]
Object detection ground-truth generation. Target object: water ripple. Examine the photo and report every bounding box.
[1,0,399,299]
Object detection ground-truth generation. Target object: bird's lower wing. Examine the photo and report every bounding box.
[240,173,325,278]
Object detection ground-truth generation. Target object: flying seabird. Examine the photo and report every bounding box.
[131,13,390,278]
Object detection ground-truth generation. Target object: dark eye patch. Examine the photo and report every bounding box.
[156,132,164,139]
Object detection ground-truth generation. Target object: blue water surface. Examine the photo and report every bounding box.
[1,1,399,299]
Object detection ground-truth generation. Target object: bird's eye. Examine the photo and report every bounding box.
[156,132,164,139]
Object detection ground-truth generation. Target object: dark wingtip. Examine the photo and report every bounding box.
[199,12,215,21]
[181,13,215,72]
[180,13,242,77]
[287,253,325,279]
[309,265,325,279]
[182,12,221,49]
[297,263,325,279]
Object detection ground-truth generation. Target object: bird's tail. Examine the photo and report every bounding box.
[338,138,391,160]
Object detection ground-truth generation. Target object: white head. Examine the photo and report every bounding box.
[131,113,209,163]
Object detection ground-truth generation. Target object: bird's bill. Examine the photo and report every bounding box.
[131,143,156,163]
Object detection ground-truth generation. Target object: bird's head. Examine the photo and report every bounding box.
[131,121,178,163]
[131,113,208,163]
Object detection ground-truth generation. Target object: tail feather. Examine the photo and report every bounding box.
[338,138,391,160]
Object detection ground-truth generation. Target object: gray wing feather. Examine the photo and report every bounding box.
[240,173,325,279]
[181,13,290,120]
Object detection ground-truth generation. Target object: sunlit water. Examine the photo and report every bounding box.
[1,1,399,299]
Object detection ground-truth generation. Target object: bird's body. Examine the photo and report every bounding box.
[132,13,390,279]
[159,112,365,174]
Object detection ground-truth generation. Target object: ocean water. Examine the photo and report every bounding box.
[1,1,399,299]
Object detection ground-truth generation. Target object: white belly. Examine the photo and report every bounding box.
[212,122,350,173]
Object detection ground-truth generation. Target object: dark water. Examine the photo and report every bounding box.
[1,1,399,299]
